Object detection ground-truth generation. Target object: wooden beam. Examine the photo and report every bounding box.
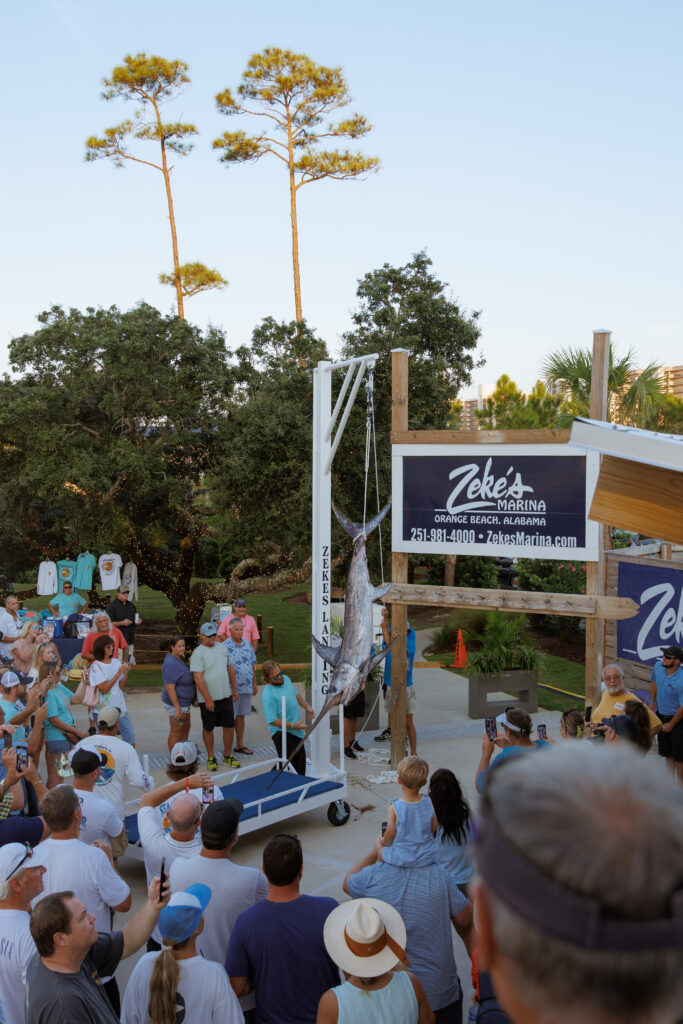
[392,428,571,445]
[390,349,410,770]
[585,330,611,709]
[589,455,683,546]
[385,583,638,620]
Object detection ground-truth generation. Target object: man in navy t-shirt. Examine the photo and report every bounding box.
[225,833,339,1024]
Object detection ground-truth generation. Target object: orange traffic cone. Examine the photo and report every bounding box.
[449,629,467,669]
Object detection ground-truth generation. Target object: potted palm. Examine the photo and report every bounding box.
[466,611,543,718]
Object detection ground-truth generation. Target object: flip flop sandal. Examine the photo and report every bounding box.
[234,747,254,755]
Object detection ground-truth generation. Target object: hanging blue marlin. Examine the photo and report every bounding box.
[267,500,394,786]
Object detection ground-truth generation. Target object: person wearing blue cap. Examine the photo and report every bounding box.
[122,884,245,1024]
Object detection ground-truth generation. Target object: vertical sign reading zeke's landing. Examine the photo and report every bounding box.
[320,542,331,695]
[392,444,599,560]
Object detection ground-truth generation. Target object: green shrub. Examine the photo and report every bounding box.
[424,555,499,589]
[466,611,543,675]
[515,558,587,635]
[429,610,488,652]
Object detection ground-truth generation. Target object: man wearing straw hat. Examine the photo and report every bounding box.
[318,898,434,1023]
[344,840,473,1022]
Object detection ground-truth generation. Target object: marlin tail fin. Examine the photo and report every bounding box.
[331,500,391,542]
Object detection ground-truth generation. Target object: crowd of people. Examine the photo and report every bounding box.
[0,581,682,1023]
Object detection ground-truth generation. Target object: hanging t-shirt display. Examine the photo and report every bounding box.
[55,560,76,591]
[99,553,122,590]
[121,560,138,600]
[73,552,97,590]
[37,561,57,596]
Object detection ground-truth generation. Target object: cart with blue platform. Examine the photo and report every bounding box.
[123,705,351,858]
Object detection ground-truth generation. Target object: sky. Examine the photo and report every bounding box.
[2,0,682,399]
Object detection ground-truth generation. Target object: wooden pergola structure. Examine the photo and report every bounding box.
[384,337,646,766]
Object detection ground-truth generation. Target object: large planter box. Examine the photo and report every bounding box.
[468,670,538,719]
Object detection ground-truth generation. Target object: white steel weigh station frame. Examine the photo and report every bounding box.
[311,352,379,778]
[122,355,378,853]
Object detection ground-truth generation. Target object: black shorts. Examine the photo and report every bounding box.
[343,690,366,720]
[657,716,683,762]
[200,697,234,731]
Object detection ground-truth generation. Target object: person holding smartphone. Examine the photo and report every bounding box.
[89,635,135,746]
[476,708,549,793]
[43,666,88,788]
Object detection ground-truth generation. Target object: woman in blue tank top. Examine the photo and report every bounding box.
[318,898,434,1023]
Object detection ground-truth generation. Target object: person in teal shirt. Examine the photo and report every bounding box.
[43,672,87,787]
[261,659,314,775]
[48,581,88,617]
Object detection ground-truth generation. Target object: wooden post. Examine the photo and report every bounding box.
[267,626,274,659]
[390,349,410,769]
[256,614,263,644]
[585,330,610,709]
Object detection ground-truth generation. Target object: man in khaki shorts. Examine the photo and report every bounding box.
[375,608,418,755]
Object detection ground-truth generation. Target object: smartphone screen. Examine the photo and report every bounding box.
[3,732,12,750]
[381,820,388,836]
[15,747,28,769]
[201,786,215,804]
[38,694,46,707]
[159,857,166,895]
[585,706,592,723]
[485,717,497,741]
[537,724,547,740]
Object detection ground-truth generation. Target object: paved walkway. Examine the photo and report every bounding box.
[84,628,564,1007]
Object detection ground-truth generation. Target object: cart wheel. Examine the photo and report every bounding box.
[327,800,351,827]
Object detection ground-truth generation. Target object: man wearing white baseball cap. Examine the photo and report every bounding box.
[318,898,434,1023]
[156,741,223,833]
[0,842,46,1024]
[122,883,244,1024]
[71,705,154,821]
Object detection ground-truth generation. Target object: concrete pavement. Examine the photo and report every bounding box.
[76,629,565,1009]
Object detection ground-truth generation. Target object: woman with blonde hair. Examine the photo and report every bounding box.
[8,620,46,674]
[121,884,244,1024]
[27,639,62,684]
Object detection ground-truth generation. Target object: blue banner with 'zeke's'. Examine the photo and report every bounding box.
[617,561,683,665]
[391,444,599,560]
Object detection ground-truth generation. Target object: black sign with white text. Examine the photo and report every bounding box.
[392,446,598,559]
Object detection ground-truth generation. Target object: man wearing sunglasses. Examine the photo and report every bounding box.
[649,644,683,782]
[0,842,46,1024]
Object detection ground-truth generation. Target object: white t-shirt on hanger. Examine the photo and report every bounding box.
[121,560,138,600]
[37,561,57,596]
[99,553,122,590]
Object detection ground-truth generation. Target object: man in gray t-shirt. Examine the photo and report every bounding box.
[26,880,167,1022]
[190,623,239,771]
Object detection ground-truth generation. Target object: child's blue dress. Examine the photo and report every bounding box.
[381,794,437,867]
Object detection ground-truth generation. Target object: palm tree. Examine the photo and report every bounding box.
[541,345,663,428]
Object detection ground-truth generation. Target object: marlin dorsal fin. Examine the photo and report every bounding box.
[312,636,342,667]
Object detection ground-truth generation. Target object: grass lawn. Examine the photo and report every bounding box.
[15,580,586,708]
[423,651,585,712]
